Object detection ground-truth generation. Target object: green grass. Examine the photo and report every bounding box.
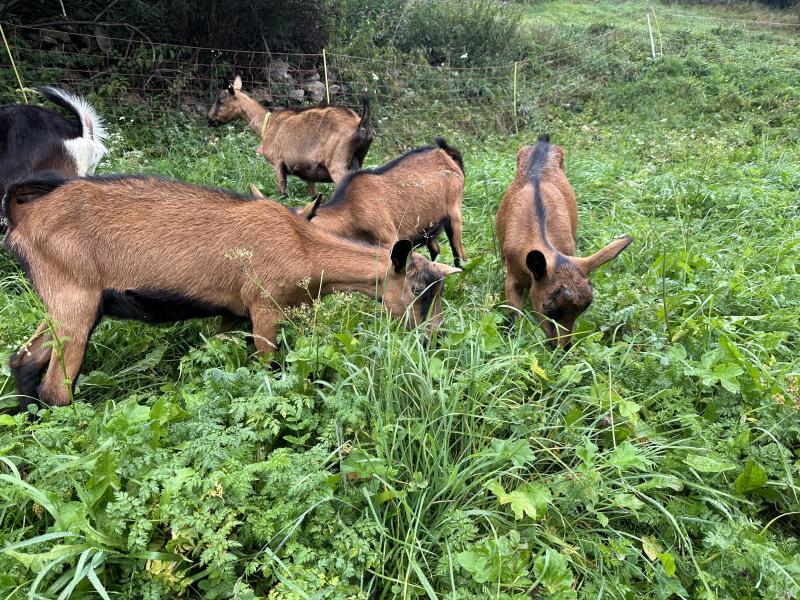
[1,2,800,598]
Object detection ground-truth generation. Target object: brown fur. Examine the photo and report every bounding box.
[208,76,372,196]
[3,174,459,407]
[297,140,466,266]
[496,136,632,348]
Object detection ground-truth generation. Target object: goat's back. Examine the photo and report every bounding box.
[317,146,464,240]
[4,175,307,298]
[497,141,577,257]
[269,106,360,161]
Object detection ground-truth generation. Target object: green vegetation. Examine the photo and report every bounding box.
[1,1,799,598]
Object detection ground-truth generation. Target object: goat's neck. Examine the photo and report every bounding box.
[309,235,391,299]
[239,94,270,138]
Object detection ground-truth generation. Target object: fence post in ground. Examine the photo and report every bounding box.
[0,23,27,103]
[652,8,663,58]
[322,48,330,104]
[647,13,657,60]
[513,61,518,134]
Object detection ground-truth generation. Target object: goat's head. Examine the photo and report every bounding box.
[382,240,461,336]
[525,236,632,349]
[208,75,244,126]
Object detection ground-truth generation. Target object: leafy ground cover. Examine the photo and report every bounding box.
[1,1,799,598]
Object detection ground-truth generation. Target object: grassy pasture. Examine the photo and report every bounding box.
[1,1,799,598]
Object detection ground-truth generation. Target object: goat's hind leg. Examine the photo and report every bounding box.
[273,161,288,197]
[443,210,467,267]
[426,237,441,261]
[9,321,53,409]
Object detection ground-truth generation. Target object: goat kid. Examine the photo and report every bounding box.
[208,75,372,196]
[296,138,467,266]
[3,174,460,408]
[0,86,106,221]
[496,135,632,348]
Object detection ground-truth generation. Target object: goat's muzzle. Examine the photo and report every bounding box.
[208,118,221,127]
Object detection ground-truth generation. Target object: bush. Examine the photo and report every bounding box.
[328,0,532,66]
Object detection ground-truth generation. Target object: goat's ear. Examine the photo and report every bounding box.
[390,240,413,274]
[308,193,323,220]
[525,250,547,280]
[297,194,323,221]
[6,172,66,206]
[575,236,633,274]
[233,75,242,91]
[436,264,462,278]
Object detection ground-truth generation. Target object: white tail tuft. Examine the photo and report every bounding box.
[38,86,107,143]
[38,86,108,175]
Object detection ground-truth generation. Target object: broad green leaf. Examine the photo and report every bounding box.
[660,552,676,577]
[642,536,663,561]
[533,548,575,599]
[0,414,17,427]
[530,356,549,380]
[485,479,506,499]
[713,363,743,394]
[637,475,684,492]
[504,483,551,521]
[607,441,651,471]
[614,493,645,512]
[4,544,89,573]
[683,454,738,473]
[492,438,535,468]
[486,480,551,521]
[735,460,767,495]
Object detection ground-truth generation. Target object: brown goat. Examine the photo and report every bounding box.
[3,174,460,408]
[297,138,466,266]
[496,135,632,348]
[208,75,372,196]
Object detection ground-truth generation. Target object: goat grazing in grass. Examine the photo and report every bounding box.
[496,135,632,349]
[208,75,372,196]
[3,174,460,408]
[0,86,106,216]
[296,138,467,266]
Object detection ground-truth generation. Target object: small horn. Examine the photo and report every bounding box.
[249,184,265,198]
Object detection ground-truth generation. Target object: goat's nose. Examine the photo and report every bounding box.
[563,341,573,351]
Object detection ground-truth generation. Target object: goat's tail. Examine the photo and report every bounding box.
[357,96,372,137]
[434,137,465,174]
[2,172,67,229]
[38,86,107,143]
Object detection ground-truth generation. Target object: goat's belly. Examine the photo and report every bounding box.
[286,163,332,182]
[101,288,241,324]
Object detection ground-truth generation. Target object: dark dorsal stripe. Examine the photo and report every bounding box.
[527,137,553,251]
[321,144,438,209]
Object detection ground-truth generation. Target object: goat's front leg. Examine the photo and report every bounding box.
[9,321,53,409]
[304,180,317,197]
[249,307,280,361]
[503,273,527,327]
[38,292,100,406]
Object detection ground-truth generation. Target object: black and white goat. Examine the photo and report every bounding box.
[0,86,107,208]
